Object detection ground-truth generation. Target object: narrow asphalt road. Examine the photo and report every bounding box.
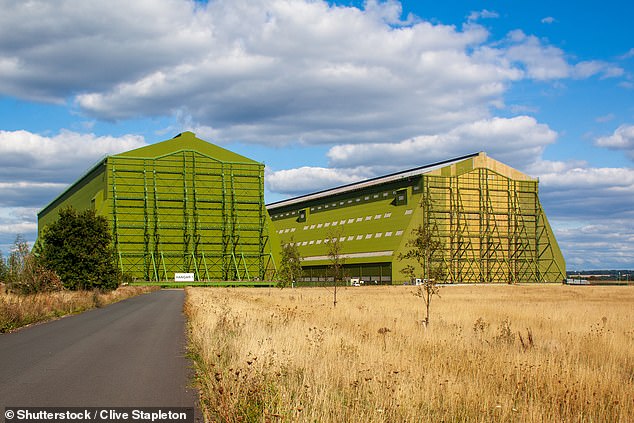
[0,290,198,412]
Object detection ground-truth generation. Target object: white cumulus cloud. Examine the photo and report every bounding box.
[0,130,147,183]
[327,116,556,172]
[595,124,634,159]
[0,0,619,146]
[266,166,372,196]
[0,130,147,251]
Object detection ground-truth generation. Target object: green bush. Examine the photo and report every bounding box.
[40,208,120,291]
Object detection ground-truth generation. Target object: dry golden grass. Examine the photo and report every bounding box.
[186,284,634,423]
[0,285,158,333]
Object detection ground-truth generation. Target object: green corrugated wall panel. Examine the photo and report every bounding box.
[38,161,109,236]
[272,186,419,261]
[537,207,566,282]
[455,158,474,175]
[109,150,269,281]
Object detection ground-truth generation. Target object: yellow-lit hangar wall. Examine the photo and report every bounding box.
[38,132,278,282]
[267,152,565,284]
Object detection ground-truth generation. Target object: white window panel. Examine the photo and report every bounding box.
[301,241,308,246]
[316,240,322,244]
[339,237,346,242]
[347,218,355,224]
[375,233,383,238]
[309,240,314,245]
[385,231,393,237]
[332,221,338,226]
[374,214,382,219]
[405,209,413,215]
[395,230,404,236]
[317,223,323,228]
[303,225,309,230]
[309,224,316,229]
[383,212,392,218]
[365,234,373,239]
[365,216,372,221]
[356,235,363,240]
[324,222,331,227]
[291,228,296,232]
[356,217,363,223]
[340,220,346,225]
[347,236,354,241]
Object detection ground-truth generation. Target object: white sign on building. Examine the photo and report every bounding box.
[174,273,195,282]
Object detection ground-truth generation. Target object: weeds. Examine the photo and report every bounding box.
[473,316,489,339]
[495,317,516,345]
[186,285,634,422]
[518,328,535,351]
[0,286,158,333]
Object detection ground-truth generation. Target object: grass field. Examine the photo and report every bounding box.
[186,284,634,422]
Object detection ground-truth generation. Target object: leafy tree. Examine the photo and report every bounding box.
[398,223,445,327]
[277,238,303,288]
[326,228,345,307]
[40,207,120,291]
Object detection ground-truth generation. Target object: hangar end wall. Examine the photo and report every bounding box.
[38,132,278,283]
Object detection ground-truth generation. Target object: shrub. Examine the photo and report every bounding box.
[39,208,120,291]
[3,235,63,294]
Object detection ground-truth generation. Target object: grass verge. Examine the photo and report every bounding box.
[0,285,159,333]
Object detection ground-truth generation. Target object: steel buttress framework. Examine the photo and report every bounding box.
[421,168,564,283]
[38,132,277,283]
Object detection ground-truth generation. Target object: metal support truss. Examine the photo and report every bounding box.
[109,150,275,283]
[421,168,557,283]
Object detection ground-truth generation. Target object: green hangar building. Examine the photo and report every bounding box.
[39,132,565,285]
[38,132,278,283]
[267,152,566,284]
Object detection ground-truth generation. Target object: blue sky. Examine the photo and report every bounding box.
[1,0,633,270]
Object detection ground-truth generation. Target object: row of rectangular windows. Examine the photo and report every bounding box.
[275,209,415,234]
[271,185,418,220]
[287,230,405,247]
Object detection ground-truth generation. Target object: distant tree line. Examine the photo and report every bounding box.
[0,208,121,294]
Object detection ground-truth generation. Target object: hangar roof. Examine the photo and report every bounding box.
[115,131,260,165]
[267,151,534,210]
[39,132,260,217]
